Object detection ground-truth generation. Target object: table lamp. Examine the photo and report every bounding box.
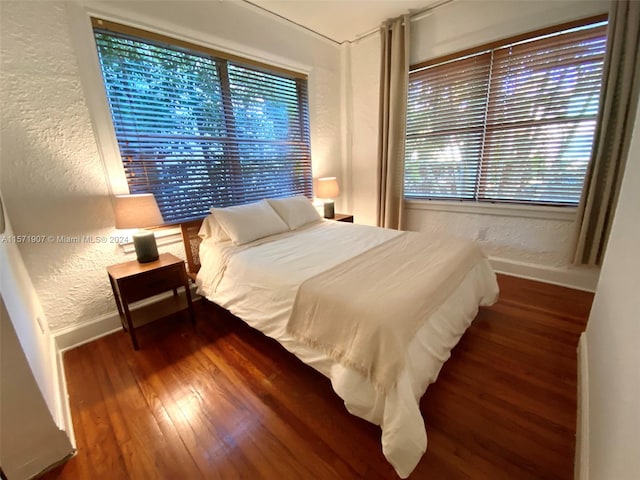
[113,193,163,263]
[316,177,339,219]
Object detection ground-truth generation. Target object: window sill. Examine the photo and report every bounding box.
[120,227,183,254]
[404,199,577,221]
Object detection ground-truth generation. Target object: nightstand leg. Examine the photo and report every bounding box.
[109,275,126,331]
[185,286,196,326]
[122,303,139,350]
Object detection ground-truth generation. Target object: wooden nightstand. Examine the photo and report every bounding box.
[333,213,354,223]
[107,253,195,350]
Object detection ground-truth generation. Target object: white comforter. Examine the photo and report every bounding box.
[196,220,499,478]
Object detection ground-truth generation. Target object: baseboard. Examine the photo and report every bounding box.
[49,313,115,450]
[575,332,589,480]
[53,336,77,449]
[48,334,74,442]
[52,287,200,352]
[489,257,600,292]
[49,310,121,450]
[53,310,122,353]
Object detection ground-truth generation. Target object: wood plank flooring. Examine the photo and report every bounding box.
[40,274,593,479]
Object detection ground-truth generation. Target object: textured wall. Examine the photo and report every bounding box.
[0,1,342,332]
[2,1,121,332]
[404,207,577,267]
[348,0,608,279]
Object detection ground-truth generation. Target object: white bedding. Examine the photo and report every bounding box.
[196,220,499,477]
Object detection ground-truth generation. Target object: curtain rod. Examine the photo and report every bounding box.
[353,0,456,42]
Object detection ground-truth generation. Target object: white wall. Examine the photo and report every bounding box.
[0,192,73,479]
[583,100,640,479]
[410,0,607,64]
[0,1,342,334]
[349,34,380,226]
[1,297,74,480]
[348,0,608,289]
[0,195,61,425]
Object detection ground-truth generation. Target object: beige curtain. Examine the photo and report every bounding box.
[573,0,640,265]
[377,15,410,229]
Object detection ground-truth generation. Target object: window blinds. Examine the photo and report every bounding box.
[405,19,607,206]
[93,23,312,224]
[405,53,491,200]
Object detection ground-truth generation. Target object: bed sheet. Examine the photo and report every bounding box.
[196,220,498,477]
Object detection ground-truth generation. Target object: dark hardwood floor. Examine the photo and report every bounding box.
[41,274,593,479]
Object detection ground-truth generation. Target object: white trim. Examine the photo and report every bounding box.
[489,256,600,292]
[82,4,314,76]
[576,332,590,480]
[53,310,122,352]
[67,2,128,195]
[52,287,200,352]
[53,336,76,449]
[53,312,119,453]
[48,335,69,434]
[406,199,577,221]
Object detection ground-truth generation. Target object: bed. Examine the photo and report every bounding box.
[182,196,499,478]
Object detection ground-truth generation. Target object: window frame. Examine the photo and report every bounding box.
[66,3,314,234]
[405,14,608,217]
[91,17,314,225]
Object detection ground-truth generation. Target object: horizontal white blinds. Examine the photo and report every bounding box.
[406,53,491,199]
[405,20,607,206]
[93,26,312,223]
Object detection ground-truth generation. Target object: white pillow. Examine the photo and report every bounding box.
[267,195,322,230]
[197,214,230,243]
[210,200,289,245]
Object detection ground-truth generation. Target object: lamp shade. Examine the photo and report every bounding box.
[113,194,163,229]
[316,177,339,199]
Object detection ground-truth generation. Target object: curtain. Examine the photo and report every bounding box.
[573,0,640,265]
[377,15,410,229]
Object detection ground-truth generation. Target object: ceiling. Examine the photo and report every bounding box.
[244,0,441,43]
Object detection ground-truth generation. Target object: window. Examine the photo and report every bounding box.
[405,17,607,206]
[92,19,312,224]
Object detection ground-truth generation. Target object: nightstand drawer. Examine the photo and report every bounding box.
[119,265,184,303]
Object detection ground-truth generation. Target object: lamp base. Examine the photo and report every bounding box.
[323,201,335,219]
[133,230,159,263]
